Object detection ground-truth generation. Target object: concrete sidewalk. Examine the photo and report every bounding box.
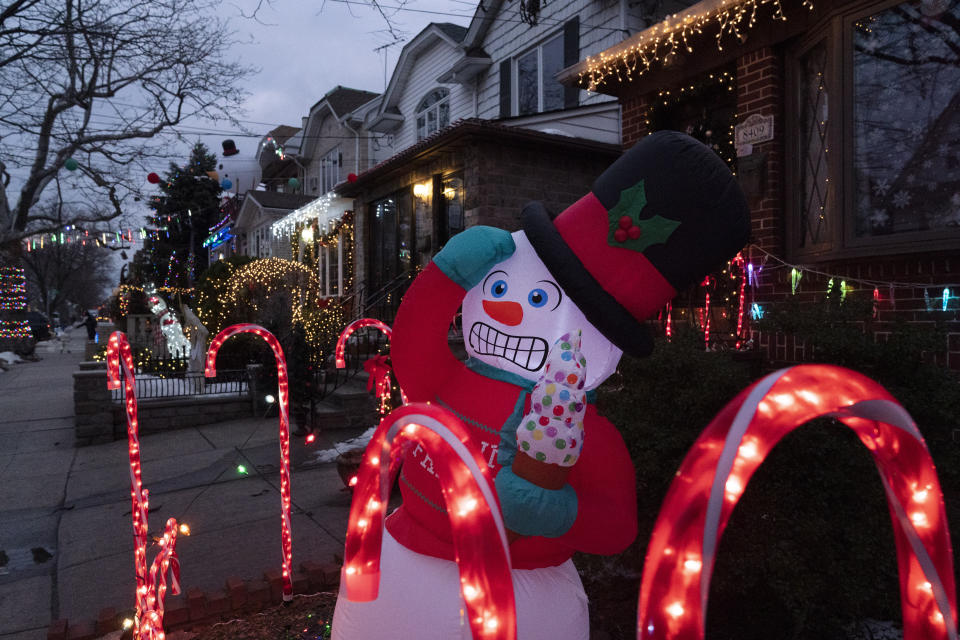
[0,330,366,640]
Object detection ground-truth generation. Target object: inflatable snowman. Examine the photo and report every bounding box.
[332,131,751,639]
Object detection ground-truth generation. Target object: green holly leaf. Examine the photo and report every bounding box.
[607,180,681,252]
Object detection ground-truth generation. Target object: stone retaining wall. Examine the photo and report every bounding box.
[73,362,260,444]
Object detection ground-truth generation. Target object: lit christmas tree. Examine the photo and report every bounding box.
[0,265,32,351]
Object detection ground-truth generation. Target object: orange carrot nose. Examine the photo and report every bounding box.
[482,299,524,326]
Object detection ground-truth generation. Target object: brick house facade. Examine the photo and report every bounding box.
[337,118,620,294]
[568,0,960,369]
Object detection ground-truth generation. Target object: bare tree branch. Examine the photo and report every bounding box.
[0,0,254,251]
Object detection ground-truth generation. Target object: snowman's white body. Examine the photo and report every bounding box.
[332,232,631,640]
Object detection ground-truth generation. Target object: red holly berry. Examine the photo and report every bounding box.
[614,228,628,243]
[618,215,633,230]
[627,225,642,239]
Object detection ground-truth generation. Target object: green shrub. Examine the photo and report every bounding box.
[584,320,960,639]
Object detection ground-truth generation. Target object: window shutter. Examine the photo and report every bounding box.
[563,16,580,109]
[499,60,511,118]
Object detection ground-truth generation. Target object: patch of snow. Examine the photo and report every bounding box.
[0,351,22,365]
[111,373,247,399]
[310,426,376,463]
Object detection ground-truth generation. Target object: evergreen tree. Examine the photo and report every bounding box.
[143,142,223,286]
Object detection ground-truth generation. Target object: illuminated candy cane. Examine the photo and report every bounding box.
[335,317,408,406]
[637,364,957,640]
[141,518,181,640]
[106,332,182,640]
[205,324,294,601]
[343,403,516,639]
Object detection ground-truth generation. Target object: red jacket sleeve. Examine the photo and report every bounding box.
[391,262,467,402]
[561,406,638,554]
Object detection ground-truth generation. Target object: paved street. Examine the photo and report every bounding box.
[0,329,365,640]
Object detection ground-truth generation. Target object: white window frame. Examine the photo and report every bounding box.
[513,32,564,116]
[416,88,451,141]
[321,146,340,193]
[319,231,345,297]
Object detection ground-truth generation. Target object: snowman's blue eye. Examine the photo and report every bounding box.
[528,288,548,308]
[491,280,508,297]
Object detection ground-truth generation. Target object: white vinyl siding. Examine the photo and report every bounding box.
[475,0,641,120]
[393,39,471,151]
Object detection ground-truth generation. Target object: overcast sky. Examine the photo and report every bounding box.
[186,0,474,158]
[101,0,475,256]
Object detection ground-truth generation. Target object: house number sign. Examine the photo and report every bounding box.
[735,114,775,148]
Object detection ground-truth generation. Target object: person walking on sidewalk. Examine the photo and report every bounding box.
[79,313,97,341]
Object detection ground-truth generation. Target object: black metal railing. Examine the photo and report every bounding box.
[111,369,249,401]
[311,325,392,400]
[309,270,416,404]
[358,271,416,327]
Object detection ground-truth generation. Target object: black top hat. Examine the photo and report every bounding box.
[221,139,239,156]
[522,130,751,358]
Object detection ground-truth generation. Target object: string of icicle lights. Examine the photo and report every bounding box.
[578,0,814,91]
[271,193,337,239]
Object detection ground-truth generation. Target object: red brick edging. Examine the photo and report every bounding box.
[47,560,342,640]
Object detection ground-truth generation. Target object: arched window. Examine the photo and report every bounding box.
[416,88,450,141]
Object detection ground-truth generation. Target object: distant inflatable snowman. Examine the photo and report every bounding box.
[332,131,751,639]
[217,139,262,195]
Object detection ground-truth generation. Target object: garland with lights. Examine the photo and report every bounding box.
[22,227,134,252]
[579,0,813,91]
[289,212,354,290]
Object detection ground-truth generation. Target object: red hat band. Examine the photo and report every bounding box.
[554,193,676,323]
[522,131,751,358]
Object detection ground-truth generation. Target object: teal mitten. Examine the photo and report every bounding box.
[433,226,516,291]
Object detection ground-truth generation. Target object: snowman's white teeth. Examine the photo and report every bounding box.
[468,322,549,371]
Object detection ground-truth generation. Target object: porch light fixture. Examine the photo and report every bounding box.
[413,182,431,199]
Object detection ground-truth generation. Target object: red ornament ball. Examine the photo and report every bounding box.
[147,172,161,184]
[347,173,358,183]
